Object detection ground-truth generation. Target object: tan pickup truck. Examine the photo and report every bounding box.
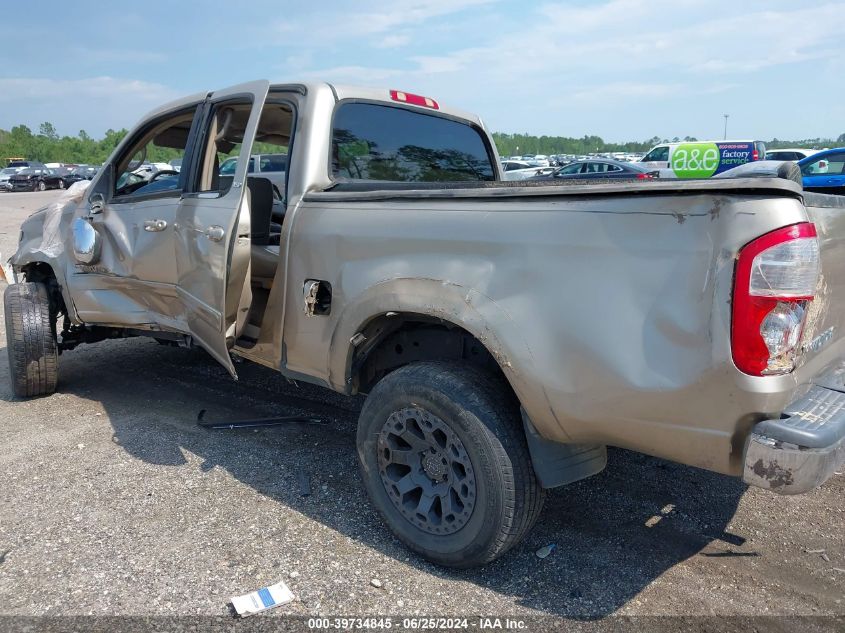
[4,80,844,567]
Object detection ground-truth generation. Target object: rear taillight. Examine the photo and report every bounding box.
[752,149,760,161]
[636,173,653,179]
[732,223,819,376]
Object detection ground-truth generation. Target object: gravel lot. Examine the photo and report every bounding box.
[0,191,842,626]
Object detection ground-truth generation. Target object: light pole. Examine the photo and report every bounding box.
[723,114,729,140]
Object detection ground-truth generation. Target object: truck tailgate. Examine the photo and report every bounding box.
[797,192,845,380]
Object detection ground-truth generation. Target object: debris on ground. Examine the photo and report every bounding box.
[370,579,383,588]
[536,544,557,559]
[197,409,325,430]
[231,580,295,617]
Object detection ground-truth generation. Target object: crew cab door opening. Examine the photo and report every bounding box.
[175,79,270,377]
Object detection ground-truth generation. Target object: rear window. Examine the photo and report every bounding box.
[331,103,495,182]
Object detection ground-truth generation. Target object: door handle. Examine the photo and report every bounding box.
[205,225,225,242]
[144,219,168,232]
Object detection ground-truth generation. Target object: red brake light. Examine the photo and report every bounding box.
[731,223,820,376]
[636,172,654,179]
[389,90,439,110]
[752,149,759,161]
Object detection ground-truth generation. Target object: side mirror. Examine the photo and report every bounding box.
[72,217,101,265]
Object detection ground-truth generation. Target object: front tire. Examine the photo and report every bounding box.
[4,283,58,397]
[357,361,545,568]
[37,180,46,192]
[58,179,65,190]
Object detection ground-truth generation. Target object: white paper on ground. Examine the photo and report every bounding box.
[231,580,295,617]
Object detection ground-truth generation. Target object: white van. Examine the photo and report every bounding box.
[641,140,766,178]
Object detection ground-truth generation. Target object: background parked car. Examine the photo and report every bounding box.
[219,152,288,190]
[641,140,766,178]
[501,160,551,180]
[9,167,65,191]
[798,148,845,193]
[61,166,99,187]
[765,148,820,161]
[529,158,659,181]
[0,166,25,191]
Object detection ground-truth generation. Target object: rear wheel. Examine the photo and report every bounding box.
[357,361,545,568]
[37,180,46,192]
[4,282,58,397]
[58,179,65,189]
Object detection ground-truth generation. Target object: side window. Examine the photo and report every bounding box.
[196,102,293,195]
[644,146,669,162]
[802,156,832,175]
[195,102,254,195]
[606,164,623,172]
[558,163,581,175]
[331,103,495,182]
[113,107,199,199]
[259,154,287,172]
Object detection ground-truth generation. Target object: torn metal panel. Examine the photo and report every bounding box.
[37,180,91,259]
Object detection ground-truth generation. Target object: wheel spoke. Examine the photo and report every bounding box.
[394,473,418,495]
[399,430,430,451]
[416,492,437,516]
[387,449,417,467]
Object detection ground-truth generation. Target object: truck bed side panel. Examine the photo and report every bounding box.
[282,188,845,475]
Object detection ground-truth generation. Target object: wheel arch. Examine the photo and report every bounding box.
[327,277,569,443]
[16,260,71,320]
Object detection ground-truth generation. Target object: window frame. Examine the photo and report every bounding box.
[644,146,669,162]
[184,97,296,200]
[327,98,498,184]
[109,104,204,205]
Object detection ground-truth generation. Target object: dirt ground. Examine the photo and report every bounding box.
[0,190,842,627]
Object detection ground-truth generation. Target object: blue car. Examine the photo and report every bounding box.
[798,148,845,193]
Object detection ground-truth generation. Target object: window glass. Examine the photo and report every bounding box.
[644,146,669,162]
[196,103,254,194]
[802,154,845,176]
[196,102,293,196]
[114,108,198,198]
[219,156,254,176]
[259,154,287,172]
[332,103,494,182]
[557,163,581,175]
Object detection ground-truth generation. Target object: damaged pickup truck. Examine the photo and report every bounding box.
[3,80,845,567]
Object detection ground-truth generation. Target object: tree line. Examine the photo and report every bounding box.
[1,122,843,166]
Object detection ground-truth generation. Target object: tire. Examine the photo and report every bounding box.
[58,179,65,190]
[4,282,59,397]
[37,180,46,192]
[357,361,545,568]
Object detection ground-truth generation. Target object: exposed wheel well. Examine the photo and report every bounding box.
[351,313,508,395]
[20,262,66,318]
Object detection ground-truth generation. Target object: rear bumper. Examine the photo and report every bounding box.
[743,384,845,494]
